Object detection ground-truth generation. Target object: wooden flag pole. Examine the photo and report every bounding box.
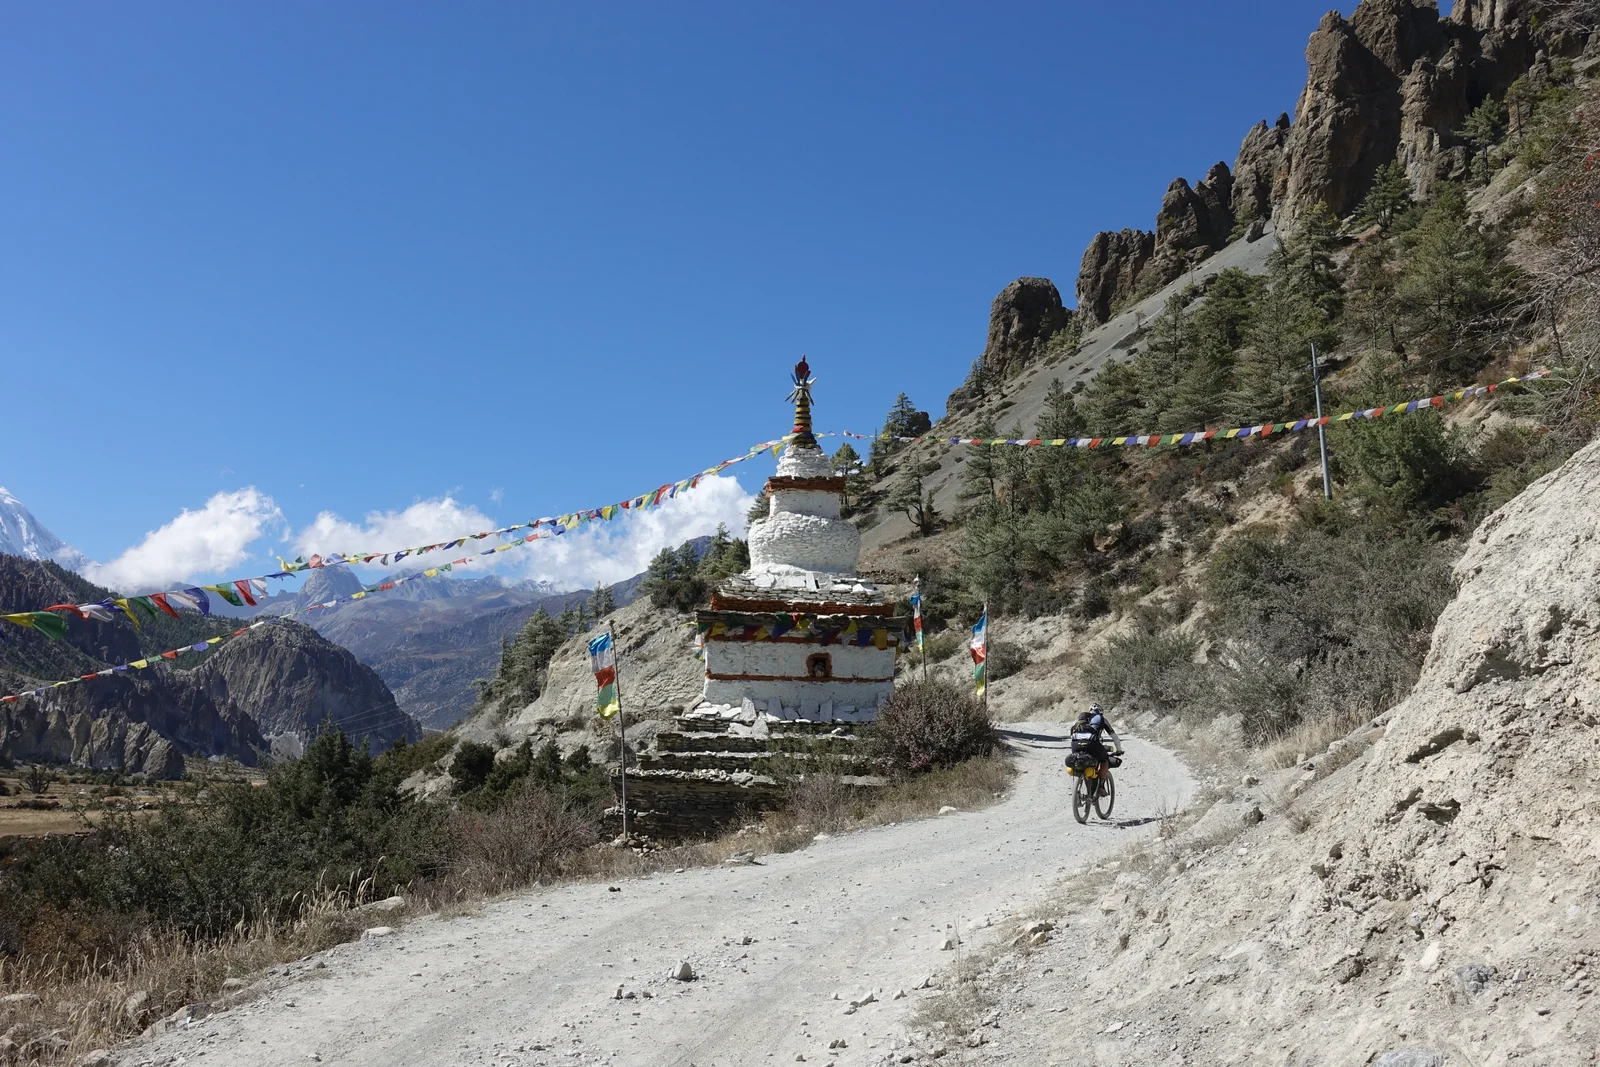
[609,621,628,842]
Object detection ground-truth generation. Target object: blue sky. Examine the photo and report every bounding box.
[1,1,1345,592]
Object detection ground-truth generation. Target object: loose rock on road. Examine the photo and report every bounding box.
[127,722,1191,1067]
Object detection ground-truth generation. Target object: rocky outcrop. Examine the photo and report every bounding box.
[1281,10,1411,224]
[947,277,1073,411]
[1075,228,1156,329]
[1064,3,1582,326]
[1232,113,1292,225]
[1142,163,1237,292]
[1074,163,1236,328]
[980,277,1071,380]
[1279,0,1574,223]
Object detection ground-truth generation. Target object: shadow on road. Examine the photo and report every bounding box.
[996,728,1066,747]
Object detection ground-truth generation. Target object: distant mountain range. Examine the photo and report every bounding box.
[247,563,648,730]
[0,485,662,732]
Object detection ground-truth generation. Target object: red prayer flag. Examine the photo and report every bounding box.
[151,594,180,618]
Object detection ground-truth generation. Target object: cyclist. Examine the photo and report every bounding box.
[1069,703,1124,773]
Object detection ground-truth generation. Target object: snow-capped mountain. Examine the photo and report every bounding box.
[0,485,91,571]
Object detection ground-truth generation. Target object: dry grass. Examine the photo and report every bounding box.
[0,752,1016,1065]
[0,879,383,1065]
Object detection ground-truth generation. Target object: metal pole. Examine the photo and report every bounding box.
[609,621,628,842]
[1310,343,1332,500]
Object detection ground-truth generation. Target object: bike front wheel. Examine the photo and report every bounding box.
[1094,770,1116,819]
[1072,775,1091,824]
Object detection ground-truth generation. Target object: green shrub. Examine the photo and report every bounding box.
[449,741,497,794]
[985,639,1028,682]
[872,680,997,776]
[1080,630,1204,713]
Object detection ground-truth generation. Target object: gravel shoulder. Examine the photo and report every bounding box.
[124,723,1191,1067]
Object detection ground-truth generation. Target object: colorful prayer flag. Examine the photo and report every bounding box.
[588,631,621,719]
[970,612,988,699]
[911,579,924,654]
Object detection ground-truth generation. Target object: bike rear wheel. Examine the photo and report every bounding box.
[1072,775,1091,824]
[1094,770,1116,819]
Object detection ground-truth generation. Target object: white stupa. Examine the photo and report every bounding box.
[692,358,905,722]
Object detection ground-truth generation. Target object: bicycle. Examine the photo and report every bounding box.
[1064,753,1119,824]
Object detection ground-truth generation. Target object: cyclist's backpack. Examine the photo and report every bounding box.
[1069,726,1099,753]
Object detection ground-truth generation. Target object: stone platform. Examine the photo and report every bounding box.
[603,713,885,841]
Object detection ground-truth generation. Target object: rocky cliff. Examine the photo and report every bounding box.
[972,435,1600,1064]
[1072,0,1584,327]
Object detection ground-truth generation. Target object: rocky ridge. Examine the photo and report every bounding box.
[1072,0,1580,328]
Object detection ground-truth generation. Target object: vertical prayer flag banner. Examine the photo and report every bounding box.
[911,581,924,654]
[970,612,988,699]
[588,632,621,719]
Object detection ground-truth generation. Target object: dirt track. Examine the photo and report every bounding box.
[124,723,1191,1067]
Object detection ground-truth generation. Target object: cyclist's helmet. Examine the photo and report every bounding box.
[1089,702,1103,716]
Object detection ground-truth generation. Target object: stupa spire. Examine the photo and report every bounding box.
[786,356,817,448]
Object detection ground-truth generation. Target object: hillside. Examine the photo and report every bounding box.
[0,555,419,775]
[963,432,1600,1066]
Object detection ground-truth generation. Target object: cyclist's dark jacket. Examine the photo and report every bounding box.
[1069,713,1117,763]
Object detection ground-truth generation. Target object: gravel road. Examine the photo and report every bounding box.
[126,723,1191,1067]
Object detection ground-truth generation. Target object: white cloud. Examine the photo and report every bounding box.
[294,497,501,566]
[290,477,755,591]
[511,475,756,590]
[87,488,284,594]
[489,488,504,505]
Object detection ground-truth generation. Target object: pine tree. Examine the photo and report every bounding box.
[556,604,578,634]
[959,419,1000,506]
[587,584,616,618]
[889,470,939,537]
[1459,98,1508,180]
[1392,183,1509,378]
[1355,161,1414,229]
[869,393,931,476]
[830,442,866,508]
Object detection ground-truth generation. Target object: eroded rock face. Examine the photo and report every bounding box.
[1279,0,1572,223]
[1143,163,1237,292]
[981,277,1070,380]
[1281,10,1407,224]
[1075,229,1156,329]
[1233,113,1292,225]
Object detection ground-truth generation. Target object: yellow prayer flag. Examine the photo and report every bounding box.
[131,659,149,669]
[114,599,141,630]
[424,568,439,577]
